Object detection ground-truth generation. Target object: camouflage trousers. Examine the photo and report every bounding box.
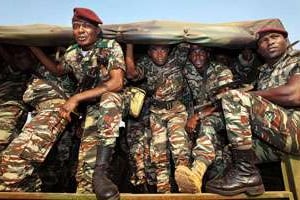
[0,101,28,151]
[0,99,68,192]
[192,112,227,166]
[76,92,124,193]
[221,89,300,159]
[150,103,189,193]
[38,122,80,193]
[190,111,230,180]
[126,97,156,187]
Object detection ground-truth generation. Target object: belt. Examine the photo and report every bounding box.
[151,99,180,110]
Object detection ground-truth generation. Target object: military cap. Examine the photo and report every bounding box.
[256,27,288,40]
[72,7,103,25]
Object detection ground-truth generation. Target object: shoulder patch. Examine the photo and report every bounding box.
[290,49,300,57]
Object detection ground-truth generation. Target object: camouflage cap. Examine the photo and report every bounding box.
[72,7,103,25]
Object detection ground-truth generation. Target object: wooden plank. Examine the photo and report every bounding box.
[0,191,294,200]
[284,156,300,200]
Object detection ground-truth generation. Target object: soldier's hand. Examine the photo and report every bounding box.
[201,105,217,117]
[59,108,71,122]
[59,97,79,122]
[186,114,200,134]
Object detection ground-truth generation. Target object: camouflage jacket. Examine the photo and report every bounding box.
[183,61,233,114]
[134,43,189,102]
[23,65,76,107]
[62,38,126,91]
[231,54,261,84]
[256,49,300,113]
[0,64,31,104]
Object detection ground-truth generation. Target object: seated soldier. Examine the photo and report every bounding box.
[231,48,261,84]
[0,46,76,192]
[0,44,35,151]
[206,27,300,196]
[30,7,126,200]
[175,44,234,193]
[126,43,190,193]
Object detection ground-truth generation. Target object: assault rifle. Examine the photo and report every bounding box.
[194,80,253,118]
[190,80,253,136]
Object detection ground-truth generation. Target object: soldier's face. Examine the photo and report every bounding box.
[215,54,230,66]
[241,48,253,61]
[257,32,288,62]
[189,47,208,71]
[148,45,170,66]
[72,20,100,50]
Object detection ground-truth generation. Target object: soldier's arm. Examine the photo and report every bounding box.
[251,74,300,106]
[125,44,140,79]
[75,68,124,101]
[60,68,124,121]
[186,104,216,133]
[29,46,65,76]
[75,39,125,100]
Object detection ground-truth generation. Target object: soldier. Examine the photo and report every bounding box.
[231,48,261,84]
[30,8,126,200]
[126,43,190,193]
[125,82,156,192]
[213,49,232,68]
[31,49,79,193]
[206,27,300,196]
[0,45,35,151]
[0,45,76,192]
[125,47,156,193]
[175,44,234,193]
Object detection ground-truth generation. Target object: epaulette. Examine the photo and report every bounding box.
[66,44,79,53]
[289,49,300,57]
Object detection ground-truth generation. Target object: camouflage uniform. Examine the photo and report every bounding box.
[126,86,156,188]
[221,50,300,163]
[127,111,147,188]
[38,122,80,193]
[231,53,261,84]
[183,61,233,179]
[132,44,190,193]
[0,64,30,151]
[0,65,76,192]
[62,39,127,193]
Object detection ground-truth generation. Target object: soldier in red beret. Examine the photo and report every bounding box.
[70,7,103,50]
[256,27,288,40]
[73,7,103,25]
[205,27,300,196]
[30,7,125,200]
[18,7,125,200]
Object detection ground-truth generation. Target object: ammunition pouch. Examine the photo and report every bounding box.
[128,87,146,118]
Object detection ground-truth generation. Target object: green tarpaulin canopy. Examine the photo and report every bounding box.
[0,18,286,48]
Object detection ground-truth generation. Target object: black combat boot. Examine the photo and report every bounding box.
[93,145,120,200]
[205,148,265,196]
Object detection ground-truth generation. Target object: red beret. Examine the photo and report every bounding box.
[72,7,102,25]
[256,27,288,40]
